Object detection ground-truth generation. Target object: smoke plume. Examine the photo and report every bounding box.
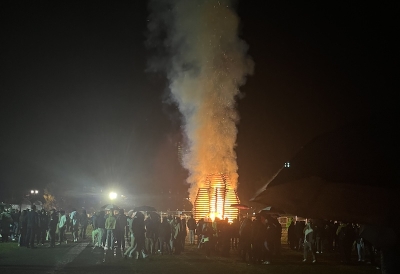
[147,0,253,199]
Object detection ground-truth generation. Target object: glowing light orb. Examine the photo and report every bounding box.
[109,192,117,200]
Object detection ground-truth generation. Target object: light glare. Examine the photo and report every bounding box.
[109,192,117,200]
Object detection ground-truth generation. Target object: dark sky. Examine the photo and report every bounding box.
[1,1,397,204]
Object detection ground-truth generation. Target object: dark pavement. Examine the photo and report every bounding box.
[1,240,381,274]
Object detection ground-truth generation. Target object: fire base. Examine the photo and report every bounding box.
[193,174,240,223]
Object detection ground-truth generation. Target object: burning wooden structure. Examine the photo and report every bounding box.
[193,173,240,223]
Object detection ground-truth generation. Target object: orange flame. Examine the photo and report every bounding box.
[194,173,240,223]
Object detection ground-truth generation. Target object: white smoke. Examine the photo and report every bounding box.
[147,0,254,199]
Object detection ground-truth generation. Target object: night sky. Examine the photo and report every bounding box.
[1,1,397,206]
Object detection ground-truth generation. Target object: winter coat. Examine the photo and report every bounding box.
[38,211,48,228]
[196,220,204,235]
[105,215,117,230]
[80,213,88,226]
[92,214,98,229]
[116,214,127,232]
[304,225,314,243]
[48,212,58,231]
[97,214,106,229]
[158,221,171,239]
[181,219,187,236]
[0,212,13,231]
[144,217,156,238]
[231,219,240,238]
[172,222,181,240]
[19,212,28,231]
[70,211,79,226]
[187,217,196,230]
[58,214,67,228]
[26,210,39,228]
[288,223,297,241]
[239,218,252,242]
[296,221,306,238]
[202,225,214,239]
[11,211,20,223]
[252,220,267,243]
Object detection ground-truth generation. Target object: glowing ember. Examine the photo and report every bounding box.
[194,173,240,223]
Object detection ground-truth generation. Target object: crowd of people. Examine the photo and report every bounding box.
[89,210,283,262]
[0,205,88,248]
[0,205,380,268]
[89,210,247,259]
[287,219,380,266]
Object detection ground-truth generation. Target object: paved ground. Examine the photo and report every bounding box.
[0,240,88,274]
[1,239,381,274]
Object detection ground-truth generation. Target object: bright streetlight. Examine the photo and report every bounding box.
[109,192,117,200]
